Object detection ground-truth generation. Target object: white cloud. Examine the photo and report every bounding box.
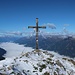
[63,27,69,34]
[43,23,56,29]
[63,24,69,34]
[0,42,34,58]
[64,24,69,27]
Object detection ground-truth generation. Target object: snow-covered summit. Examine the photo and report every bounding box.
[0,49,75,75]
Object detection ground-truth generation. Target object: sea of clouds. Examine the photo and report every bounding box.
[0,42,34,58]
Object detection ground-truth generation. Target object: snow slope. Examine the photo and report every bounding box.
[0,50,75,74]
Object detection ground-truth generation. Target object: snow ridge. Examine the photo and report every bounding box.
[0,49,75,75]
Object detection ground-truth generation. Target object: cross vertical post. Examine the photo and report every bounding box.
[28,18,46,50]
[36,18,38,49]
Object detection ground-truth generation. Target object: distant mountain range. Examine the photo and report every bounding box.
[15,35,75,58]
[0,34,75,58]
[0,36,20,43]
[15,35,63,48]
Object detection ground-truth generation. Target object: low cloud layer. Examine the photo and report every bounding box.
[0,42,34,58]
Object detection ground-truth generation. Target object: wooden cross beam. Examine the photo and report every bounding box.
[28,18,46,50]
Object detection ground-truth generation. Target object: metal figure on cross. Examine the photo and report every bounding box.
[28,18,46,50]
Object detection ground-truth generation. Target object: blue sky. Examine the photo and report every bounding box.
[0,0,75,35]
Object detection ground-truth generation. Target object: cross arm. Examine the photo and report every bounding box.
[28,26,36,28]
[38,26,46,28]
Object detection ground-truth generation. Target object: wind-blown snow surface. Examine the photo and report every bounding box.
[0,42,75,75]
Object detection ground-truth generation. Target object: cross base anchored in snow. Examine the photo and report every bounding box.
[28,18,46,50]
[33,49,41,52]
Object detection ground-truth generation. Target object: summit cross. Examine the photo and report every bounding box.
[28,18,46,50]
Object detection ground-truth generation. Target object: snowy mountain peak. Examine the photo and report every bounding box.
[0,49,75,75]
